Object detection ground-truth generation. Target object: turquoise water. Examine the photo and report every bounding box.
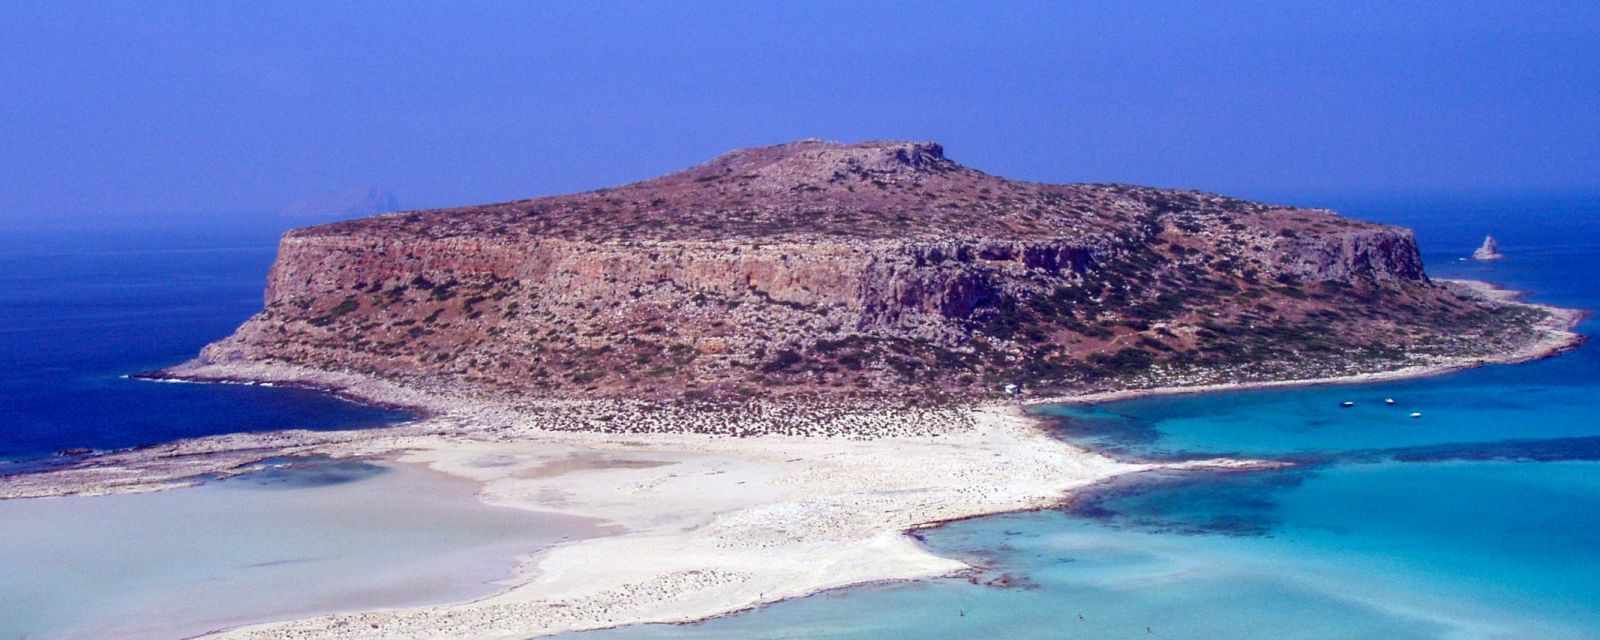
[577,194,1600,639]
[579,461,1599,639]
[1039,345,1600,461]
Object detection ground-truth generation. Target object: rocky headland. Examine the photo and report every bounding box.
[190,139,1566,410]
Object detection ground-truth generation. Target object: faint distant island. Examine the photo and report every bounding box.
[8,140,1584,640]
[280,186,400,221]
[1473,234,1505,261]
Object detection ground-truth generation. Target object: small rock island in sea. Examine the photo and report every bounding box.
[1473,234,1505,261]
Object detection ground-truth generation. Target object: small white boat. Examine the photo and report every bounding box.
[1385,398,1396,405]
[1340,401,1355,408]
[1410,411,1423,419]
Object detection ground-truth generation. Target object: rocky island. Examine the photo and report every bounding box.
[4,140,1583,639]
[193,139,1559,409]
[1473,234,1505,261]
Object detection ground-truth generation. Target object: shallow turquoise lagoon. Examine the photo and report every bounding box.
[577,458,1600,640]
[1038,346,1600,460]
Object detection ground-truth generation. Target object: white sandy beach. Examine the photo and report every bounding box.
[198,406,1158,639]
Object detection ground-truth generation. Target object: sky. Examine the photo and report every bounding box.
[2,1,1597,229]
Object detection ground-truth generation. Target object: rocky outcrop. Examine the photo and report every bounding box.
[1473,235,1504,261]
[197,140,1543,402]
[1277,227,1428,282]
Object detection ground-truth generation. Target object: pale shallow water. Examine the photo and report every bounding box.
[0,457,604,640]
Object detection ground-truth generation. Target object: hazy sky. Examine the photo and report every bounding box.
[3,1,1597,226]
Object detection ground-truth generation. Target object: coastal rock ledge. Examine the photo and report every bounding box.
[194,139,1565,405]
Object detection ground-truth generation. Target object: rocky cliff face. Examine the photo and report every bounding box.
[199,140,1545,402]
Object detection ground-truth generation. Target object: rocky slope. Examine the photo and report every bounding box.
[196,139,1554,403]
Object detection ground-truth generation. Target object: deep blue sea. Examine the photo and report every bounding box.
[0,225,408,465]
[2,195,1596,639]
[574,192,1600,640]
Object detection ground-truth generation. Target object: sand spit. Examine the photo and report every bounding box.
[206,409,1146,639]
[205,409,1277,640]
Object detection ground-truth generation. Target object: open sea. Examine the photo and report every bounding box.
[0,225,409,465]
[2,193,1597,639]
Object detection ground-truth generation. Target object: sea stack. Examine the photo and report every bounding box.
[1473,235,1504,261]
